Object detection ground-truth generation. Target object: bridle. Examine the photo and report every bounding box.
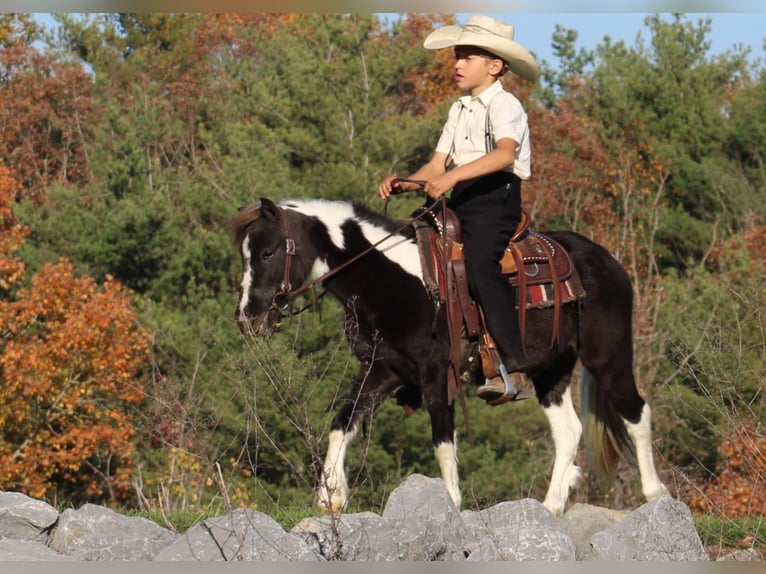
[266,180,434,316]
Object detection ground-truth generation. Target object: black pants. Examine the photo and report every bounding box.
[448,171,526,371]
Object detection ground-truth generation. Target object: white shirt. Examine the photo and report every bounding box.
[435,80,531,180]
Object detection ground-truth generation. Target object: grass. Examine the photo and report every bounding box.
[693,513,765,559]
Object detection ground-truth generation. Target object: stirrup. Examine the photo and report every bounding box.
[477,366,535,406]
[492,364,518,401]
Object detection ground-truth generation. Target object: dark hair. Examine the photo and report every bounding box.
[453,45,510,75]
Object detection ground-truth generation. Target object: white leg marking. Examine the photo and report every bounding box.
[624,403,670,500]
[542,386,583,515]
[435,436,461,509]
[316,427,358,512]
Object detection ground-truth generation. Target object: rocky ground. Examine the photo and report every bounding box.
[0,474,761,561]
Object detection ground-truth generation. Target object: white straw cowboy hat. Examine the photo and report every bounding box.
[423,15,539,82]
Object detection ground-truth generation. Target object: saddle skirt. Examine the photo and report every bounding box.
[410,204,586,405]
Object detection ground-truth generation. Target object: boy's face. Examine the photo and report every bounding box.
[453,46,504,95]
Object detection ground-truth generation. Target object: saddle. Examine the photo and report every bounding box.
[411,205,584,404]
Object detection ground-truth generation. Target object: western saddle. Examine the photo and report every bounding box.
[411,204,579,404]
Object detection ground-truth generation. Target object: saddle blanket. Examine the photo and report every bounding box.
[519,273,585,310]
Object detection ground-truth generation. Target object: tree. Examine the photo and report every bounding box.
[0,166,150,505]
[0,14,95,202]
[583,14,752,269]
[0,167,27,293]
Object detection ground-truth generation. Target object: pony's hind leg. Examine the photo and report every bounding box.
[541,385,583,515]
[580,359,670,503]
[623,402,670,501]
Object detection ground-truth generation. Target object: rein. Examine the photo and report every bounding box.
[271,180,433,315]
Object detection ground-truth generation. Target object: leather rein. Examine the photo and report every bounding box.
[268,180,432,316]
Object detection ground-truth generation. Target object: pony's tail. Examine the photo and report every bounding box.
[580,368,637,486]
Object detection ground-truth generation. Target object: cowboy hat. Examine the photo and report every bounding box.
[423,15,539,82]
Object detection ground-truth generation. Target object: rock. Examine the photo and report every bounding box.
[0,484,719,561]
[48,503,176,560]
[292,511,398,560]
[462,498,576,561]
[0,538,74,561]
[381,473,466,560]
[590,496,708,560]
[558,502,630,560]
[716,548,762,561]
[0,491,59,542]
[155,508,322,561]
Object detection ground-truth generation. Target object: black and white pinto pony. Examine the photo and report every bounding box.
[232,197,669,515]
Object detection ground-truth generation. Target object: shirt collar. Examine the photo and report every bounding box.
[458,80,504,108]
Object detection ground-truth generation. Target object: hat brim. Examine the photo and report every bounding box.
[424,25,539,82]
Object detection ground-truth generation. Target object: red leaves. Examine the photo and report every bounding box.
[0,166,28,290]
[689,424,766,517]
[0,16,96,202]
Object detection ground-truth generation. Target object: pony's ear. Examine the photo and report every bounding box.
[259,198,279,219]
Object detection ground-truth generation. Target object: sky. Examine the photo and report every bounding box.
[24,8,766,70]
[388,12,766,68]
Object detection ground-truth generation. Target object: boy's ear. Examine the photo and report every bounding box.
[489,58,505,76]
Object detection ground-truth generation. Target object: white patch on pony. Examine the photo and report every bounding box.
[238,235,253,317]
[309,258,330,281]
[281,199,424,284]
[542,386,583,515]
[435,437,461,509]
[282,199,348,249]
[623,403,670,501]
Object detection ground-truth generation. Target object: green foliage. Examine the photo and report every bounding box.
[652,242,765,481]
[584,14,753,270]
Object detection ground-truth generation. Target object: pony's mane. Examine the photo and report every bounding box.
[230,203,262,247]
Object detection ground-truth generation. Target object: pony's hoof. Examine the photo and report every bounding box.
[318,501,344,515]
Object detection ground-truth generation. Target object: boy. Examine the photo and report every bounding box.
[378,15,538,404]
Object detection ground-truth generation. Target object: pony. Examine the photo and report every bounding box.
[231,197,670,515]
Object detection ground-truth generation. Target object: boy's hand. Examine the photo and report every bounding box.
[377,174,401,199]
[424,172,456,200]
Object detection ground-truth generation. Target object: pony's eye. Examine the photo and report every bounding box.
[262,250,274,260]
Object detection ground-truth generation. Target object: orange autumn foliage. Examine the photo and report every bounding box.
[690,423,766,517]
[0,167,27,290]
[0,167,150,504]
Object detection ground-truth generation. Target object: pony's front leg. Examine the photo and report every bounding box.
[316,425,359,514]
[316,363,396,513]
[434,436,460,509]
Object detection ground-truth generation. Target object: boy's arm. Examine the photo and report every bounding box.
[423,138,517,199]
[377,152,449,198]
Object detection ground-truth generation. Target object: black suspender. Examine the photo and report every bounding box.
[447,97,496,167]
[484,99,494,153]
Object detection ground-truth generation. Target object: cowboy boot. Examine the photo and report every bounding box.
[476,365,535,405]
[475,336,534,404]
